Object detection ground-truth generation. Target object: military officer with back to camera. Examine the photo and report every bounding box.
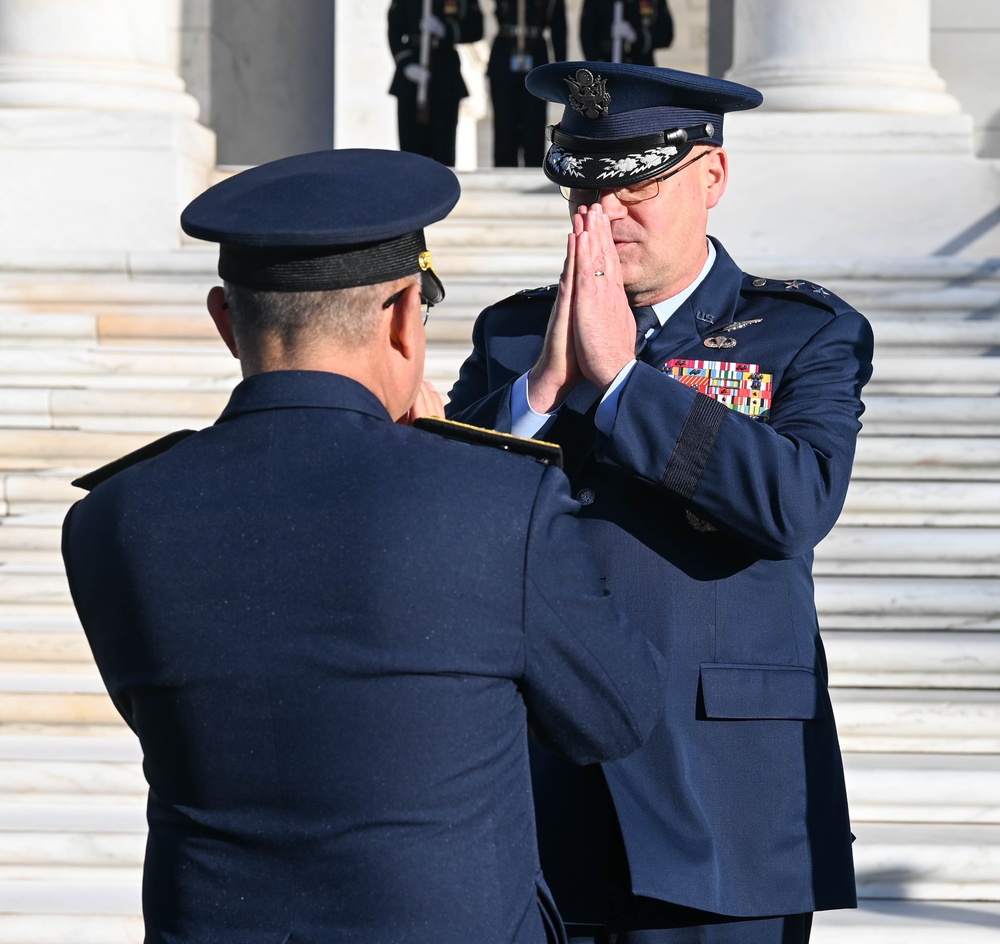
[488,0,567,167]
[389,0,484,166]
[61,147,669,944]
[446,61,874,944]
[580,0,673,66]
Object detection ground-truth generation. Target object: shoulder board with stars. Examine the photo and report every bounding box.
[413,417,563,469]
[72,429,196,492]
[742,274,851,313]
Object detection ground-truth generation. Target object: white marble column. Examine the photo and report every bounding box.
[707,0,1000,259]
[726,0,961,114]
[0,0,214,254]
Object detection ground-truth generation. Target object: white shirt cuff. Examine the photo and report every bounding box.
[510,371,558,439]
[594,360,637,437]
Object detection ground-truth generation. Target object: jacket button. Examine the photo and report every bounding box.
[576,488,596,506]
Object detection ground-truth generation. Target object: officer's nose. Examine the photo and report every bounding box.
[597,190,629,219]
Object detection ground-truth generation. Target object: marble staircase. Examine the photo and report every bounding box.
[0,168,997,940]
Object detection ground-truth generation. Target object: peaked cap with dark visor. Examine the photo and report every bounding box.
[180,149,459,305]
[525,61,763,190]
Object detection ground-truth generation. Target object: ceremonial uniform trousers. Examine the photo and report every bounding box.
[388,0,484,166]
[445,238,874,932]
[580,0,673,66]
[488,0,567,167]
[63,370,668,944]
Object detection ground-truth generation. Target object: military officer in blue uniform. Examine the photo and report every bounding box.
[445,63,874,943]
[61,148,669,944]
[389,0,484,166]
[488,0,567,167]
[580,0,673,66]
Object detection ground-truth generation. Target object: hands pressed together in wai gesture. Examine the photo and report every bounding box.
[527,204,638,414]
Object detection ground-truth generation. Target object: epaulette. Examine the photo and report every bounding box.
[742,274,852,314]
[514,284,557,298]
[71,429,196,492]
[413,417,562,469]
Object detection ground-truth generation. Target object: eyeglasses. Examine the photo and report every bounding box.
[382,287,430,325]
[559,150,711,206]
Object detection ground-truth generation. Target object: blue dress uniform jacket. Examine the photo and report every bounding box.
[62,370,667,944]
[445,237,874,919]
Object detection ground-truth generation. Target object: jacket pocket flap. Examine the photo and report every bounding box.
[699,663,818,720]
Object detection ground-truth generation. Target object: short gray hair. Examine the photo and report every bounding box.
[224,276,418,355]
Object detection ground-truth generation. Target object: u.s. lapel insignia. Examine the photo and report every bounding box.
[565,68,610,119]
[704,335,737,350]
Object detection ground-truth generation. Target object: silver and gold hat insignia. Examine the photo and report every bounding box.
[565,69,610,119]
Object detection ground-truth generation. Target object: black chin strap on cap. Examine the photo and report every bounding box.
[549,122,715,155]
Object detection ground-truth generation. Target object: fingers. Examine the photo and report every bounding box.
[399,380,444,425]
[526,227,583,413]
[569,204,636,390]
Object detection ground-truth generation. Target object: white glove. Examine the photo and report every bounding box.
[421,14,447,38]
[404,63,431,84]
[612,20,638,44]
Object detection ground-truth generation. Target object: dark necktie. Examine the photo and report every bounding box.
[633,305,660,356]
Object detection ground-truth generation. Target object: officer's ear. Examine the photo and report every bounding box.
[207,286,239,358]
[704,147,728,210]
[385,281,424,363]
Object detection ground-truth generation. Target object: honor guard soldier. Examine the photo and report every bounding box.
[389,0,484,166]
[62,148,669,944]
[446,62,873,944]
[581,0,673,65]
[488,0,567,167]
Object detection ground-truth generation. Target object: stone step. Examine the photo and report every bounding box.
[852,822,1000,902]
[812,901,1000,943]
[839,480,1000,526]
[815,528,1000,576]
[825,631,1000,689]
[0,387,229,431]
[832,689,1000,753]
[851,436,1000,480]
[0,345,462,390]
[0,517,66,564]
[0,911,144,943]
[816,577,1000,630]
[843,753,1000,825]
[859,397,1000,436]
[0,473,79,518]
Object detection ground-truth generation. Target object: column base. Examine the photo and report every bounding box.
[714,111,1000,259]
[0,109,215,254]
